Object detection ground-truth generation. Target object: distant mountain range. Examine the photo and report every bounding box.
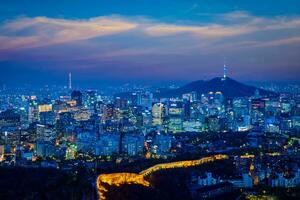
[158,77,276,98]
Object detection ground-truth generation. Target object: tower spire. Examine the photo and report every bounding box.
[68,72,72,90]
[223,57,227,79]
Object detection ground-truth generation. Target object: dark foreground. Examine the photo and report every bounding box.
[1,166,300,200]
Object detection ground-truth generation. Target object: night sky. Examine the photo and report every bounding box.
[1,0,300,86]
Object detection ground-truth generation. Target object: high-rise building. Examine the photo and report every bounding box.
[73,108,91,121]
[207,116,221,132]
[76,130,97,154]
[115,97,128,109]
[0,109,21,128]
[28,96,39,123]
[131,92,142,106]
[36,124,56,142]
[152,103,166,126]
[39,111,55,125]
[95,134,120,156]
[85,90,97,112]
[38,104,52,113]
[102,104,116,122]
[38,103,54,125]
[251,98,265,130]
[121,134,144,156]
[71,90,83,107]
[151,134,172,155]
[168,102,183,133]
[182,91,197,102]
[140,92,153,108]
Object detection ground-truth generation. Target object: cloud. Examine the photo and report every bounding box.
[144,24,254,38]
[222,11,252,20]
[0,12,300,59]
[144,13,300,39]
[251,36,300,48]
[0,16,137,50]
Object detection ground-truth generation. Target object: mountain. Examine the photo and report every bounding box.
[158,77,276,98]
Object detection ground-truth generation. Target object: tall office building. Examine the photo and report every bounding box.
[131,92,142,106]
[121,134,144,156]
[39,111,55,125]
[28,96,39,123]
[168,102,184,133]
[102,104,116,122]
[71,90,83,107]
[251,98,266,130]
[115,97,128,109]
[182,91,197,102]
[95,134,120,156]
[0,109,21,128]
[152,103,166,126]
[36,124,56,142]
[85,90,97,112]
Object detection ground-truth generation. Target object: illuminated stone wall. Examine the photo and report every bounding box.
[96,154,228,199]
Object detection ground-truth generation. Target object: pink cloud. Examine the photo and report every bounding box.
[0,12,300,60]
[0,16,137,50]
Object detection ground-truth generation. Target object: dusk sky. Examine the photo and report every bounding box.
[1,0,300,86]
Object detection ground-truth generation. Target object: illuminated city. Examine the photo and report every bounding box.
[0,1,300,200]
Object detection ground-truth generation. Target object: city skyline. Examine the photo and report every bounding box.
[0,0,300,85]
[0,2,300,200]
[0,65,299,199]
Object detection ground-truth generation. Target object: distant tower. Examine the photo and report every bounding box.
[68,72,72,90]
[223,57,227,80]
[223,64,227,79]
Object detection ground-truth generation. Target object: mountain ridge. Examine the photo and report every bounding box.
[158,77,276,98]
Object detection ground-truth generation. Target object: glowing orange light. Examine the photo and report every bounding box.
[96,154,228,199]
